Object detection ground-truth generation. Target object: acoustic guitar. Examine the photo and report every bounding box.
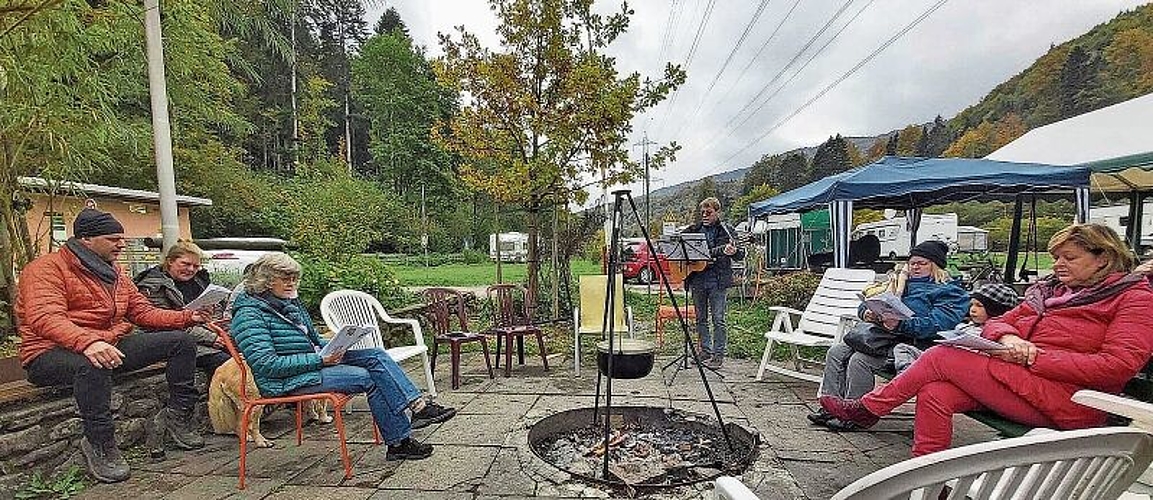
[666,228,751,283]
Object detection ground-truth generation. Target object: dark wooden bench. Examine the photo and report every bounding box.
[963,360,1153,438]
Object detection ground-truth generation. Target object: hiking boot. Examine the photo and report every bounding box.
[411,403,457,430]
[154,407,205,450]
[806,409,835,426]
[694,351,713,365]
[704,355,724,370]
[80,436,130,483]
[823,418,865,432]
[386,437,434,460]
[819,395,879,428]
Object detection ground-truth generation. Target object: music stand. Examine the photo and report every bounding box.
[657,234,719,382]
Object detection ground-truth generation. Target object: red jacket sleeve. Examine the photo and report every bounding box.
[18,260,107,353]
[982,303,1029,341]
[1030,288,1153,389]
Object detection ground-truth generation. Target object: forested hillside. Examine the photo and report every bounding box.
[640,3,1153,235]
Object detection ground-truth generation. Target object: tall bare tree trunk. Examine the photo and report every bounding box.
[525,200,540,321]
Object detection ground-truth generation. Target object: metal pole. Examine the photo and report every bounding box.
[422,183,428,267]
[143,0,179,253]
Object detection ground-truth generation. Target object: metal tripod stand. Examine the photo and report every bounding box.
[591,189,732,480]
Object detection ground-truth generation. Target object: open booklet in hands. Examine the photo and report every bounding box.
[935,326,1009,351]
[184,284,234,311]
[319,325,376,358]
[857,291,915,322]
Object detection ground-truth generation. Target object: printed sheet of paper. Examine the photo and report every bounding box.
[184,284,234,311]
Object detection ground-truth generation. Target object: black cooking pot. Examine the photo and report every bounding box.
[596,338,655,379]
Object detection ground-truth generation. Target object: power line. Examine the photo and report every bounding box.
[716,0,952,169]
[667,0,775,140]
[657,0,683,63]
[716,0,857,135]
[717,0,804,106]
[728,0,877,133]
[654,0,719,138]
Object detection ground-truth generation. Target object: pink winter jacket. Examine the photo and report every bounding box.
[982,272,1153,429]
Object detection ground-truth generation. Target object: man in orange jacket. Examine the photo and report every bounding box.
[16,209,210,483]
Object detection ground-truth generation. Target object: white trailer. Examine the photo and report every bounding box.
[489,232,529,263]
[1090,202,1153,246]
[851,213,959,259]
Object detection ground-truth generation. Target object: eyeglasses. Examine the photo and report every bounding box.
[274,274,301,284]
[907,259,932,267]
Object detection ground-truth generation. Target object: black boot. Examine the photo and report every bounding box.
[154,407,205,450]
[80,436,130,483]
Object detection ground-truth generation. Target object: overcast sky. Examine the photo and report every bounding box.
[365,0,1147,198]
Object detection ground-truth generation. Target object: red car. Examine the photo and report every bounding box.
[620,241,670,284]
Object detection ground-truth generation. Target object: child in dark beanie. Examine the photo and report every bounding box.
[893,282,1020,372]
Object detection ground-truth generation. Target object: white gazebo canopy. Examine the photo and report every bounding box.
[988,92,1153,192]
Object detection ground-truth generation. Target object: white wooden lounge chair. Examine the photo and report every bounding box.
[716,426,1153,500]
[320,290,437,396]
[755,267,876,383]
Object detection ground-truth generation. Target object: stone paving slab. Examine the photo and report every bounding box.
[77,353,1041,499]
[380,444,500,492]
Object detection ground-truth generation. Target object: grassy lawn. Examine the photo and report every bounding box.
[389,259,603,286]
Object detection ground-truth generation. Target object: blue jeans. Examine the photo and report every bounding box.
[692,285,728,357]
[291,349,421,445]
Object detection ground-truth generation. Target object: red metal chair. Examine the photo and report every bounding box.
[655,275,696,349]
[206,322,380,489]
[422,287,493,389]
[485,284,549,376]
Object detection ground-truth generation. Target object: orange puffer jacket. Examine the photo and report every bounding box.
[16,246,194,366]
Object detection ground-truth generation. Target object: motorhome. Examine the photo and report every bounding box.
[1089,202,1153,246]
[489,232,529,263]
[851,213,959,259]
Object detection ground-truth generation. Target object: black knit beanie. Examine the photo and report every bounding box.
[73,208,125,238]
[909,240,949,269]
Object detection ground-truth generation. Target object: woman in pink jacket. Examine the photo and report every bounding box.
[821,223,1153,456]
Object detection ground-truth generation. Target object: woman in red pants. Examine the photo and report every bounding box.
[821,223,1153,456]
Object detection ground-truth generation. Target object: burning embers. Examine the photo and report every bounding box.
[528,406,758,489]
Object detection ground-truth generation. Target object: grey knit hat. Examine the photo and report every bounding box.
[971,283,1020,318]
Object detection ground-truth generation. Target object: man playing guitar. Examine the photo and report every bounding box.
[683,197,745,369]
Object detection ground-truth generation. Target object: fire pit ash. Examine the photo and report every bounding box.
[528,406,758,489]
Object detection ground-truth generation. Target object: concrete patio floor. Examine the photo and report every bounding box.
[79,354,1003,500]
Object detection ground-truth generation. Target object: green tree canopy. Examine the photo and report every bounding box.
[433,0,684,306]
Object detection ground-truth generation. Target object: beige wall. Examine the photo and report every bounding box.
[24,193,193,255]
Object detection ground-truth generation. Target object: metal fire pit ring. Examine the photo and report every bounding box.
[528,406,759,489]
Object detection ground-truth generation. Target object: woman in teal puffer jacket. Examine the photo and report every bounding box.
[230,253,456,460]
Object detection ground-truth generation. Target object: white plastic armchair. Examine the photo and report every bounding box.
[717,426,1153,500]
[320,290,436,396]
[755,268,875,383]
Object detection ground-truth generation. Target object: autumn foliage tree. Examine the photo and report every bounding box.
[433,0,684,313]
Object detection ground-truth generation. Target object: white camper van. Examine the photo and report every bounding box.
[489,232,529,263]
[852,213,959,259]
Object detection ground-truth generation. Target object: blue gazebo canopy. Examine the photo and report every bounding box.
[747,156,1093,269]
[749,156,1092,217]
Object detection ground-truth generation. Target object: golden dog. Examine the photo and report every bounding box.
[208,358,331,448]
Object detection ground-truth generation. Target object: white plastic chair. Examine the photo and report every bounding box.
[573,274,634,377]
[831,426,1153,499]
[755,268,876,383]
[320,290,436,397]
[715,426,1153,500]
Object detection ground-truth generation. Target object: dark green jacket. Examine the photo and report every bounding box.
[229,291,324,396]
[133,265,220,357]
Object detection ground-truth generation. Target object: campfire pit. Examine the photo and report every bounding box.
[528,406,758,489]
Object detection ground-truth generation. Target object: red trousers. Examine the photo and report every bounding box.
[861,347,1055,456]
